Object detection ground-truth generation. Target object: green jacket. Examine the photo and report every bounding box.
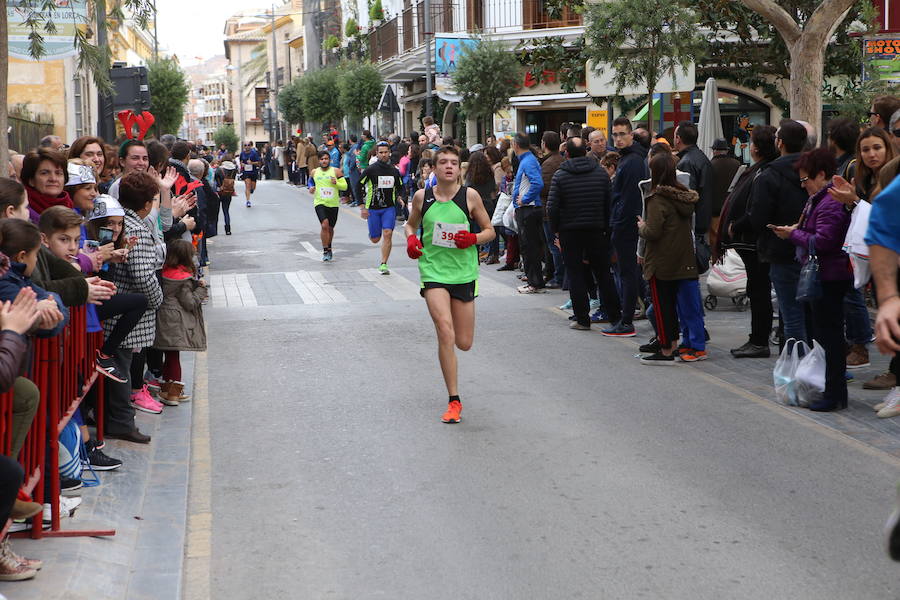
[30,247,88,307]
[357,140,375,170]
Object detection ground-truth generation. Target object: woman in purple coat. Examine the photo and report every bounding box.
[772,148,852,411]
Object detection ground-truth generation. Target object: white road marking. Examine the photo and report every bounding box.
[300,241,321,261]
[358,268,420,300]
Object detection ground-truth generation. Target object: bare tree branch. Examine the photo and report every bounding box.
[737,0,801,45]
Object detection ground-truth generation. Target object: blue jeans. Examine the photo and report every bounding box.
[843,286,872,345]
[542,221,565,284]
[676,278,705,351]
[770,262,806,343]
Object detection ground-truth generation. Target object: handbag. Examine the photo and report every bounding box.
[491,192,512,227]
[695,235,711,275]
[796,237,822,302]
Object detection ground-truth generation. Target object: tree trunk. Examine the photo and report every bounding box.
[739,0,856,138]
[0,3,9,178]
[646,89,654,136]
[789,37,827,138]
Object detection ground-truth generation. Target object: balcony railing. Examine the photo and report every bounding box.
[373,0,583,61]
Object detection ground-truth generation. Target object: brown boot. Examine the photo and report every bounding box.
[864,372,896,390]
[846,344,870,369]
[169,381,189,402]
[157,381,179,406]
[10,499,41,521]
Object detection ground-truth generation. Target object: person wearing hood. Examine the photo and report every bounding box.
[742,119,809,344]
[546,136,622,330]
[637,151,700,365]
[21,148,72,224]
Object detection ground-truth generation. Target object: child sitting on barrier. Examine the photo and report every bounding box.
[0,219,67,337]
[152,239,207,405]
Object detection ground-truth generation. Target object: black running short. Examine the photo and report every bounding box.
[420,280,478,302]
[241,172,258,182]
[315,205,339,227]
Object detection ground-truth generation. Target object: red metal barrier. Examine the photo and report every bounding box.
[3,306,115,539]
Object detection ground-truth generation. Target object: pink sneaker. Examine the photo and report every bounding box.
[131,386,163,414]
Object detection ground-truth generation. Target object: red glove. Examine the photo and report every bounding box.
[407,234,423,259]
[454,230,478,249]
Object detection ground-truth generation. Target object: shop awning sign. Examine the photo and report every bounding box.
[7,0,89,60]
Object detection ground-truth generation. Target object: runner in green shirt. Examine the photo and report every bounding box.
[404,145,495,424]
[308,151,347,261]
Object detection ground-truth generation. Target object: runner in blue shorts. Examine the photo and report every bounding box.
[359,141,403,275]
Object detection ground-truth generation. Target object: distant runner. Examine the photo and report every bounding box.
[359,141,403,274]
[308,151,347,261]
[238,142,261,207]
[405,145,495,423]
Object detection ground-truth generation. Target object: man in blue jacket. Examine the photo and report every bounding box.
[512,133,545,294]
[603,117,648,337]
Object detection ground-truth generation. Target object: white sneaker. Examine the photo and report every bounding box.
[877,388,900,418]
[590,299,601,311]
[42,495,83,521]
[875,387,900,413]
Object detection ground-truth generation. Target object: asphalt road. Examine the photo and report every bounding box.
[202,179,900,599]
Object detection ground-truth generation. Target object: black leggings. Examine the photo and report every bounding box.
[96,293,148,357]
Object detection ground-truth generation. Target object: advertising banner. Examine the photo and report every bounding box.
[863,37,900,84]
[8,0,89,60]
[434,36,477,102]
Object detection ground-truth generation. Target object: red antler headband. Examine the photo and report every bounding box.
[117,110,156,141]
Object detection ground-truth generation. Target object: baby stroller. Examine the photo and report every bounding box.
[704,249,749,310]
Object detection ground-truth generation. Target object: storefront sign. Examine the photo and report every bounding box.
[7,0,89,60]
[587,110,608,131]
[586,61,695,97]
[863,37,900,83]
[493,109,516,138]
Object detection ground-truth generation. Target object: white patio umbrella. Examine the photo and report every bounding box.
[696,77,724,160]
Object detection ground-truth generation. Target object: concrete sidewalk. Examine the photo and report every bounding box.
[0,352,197,600]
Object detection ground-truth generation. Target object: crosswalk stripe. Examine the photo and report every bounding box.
[307,271,348,303]
[233,274,258,306]
[300,241,321,261]
[358,268,421,300]
[283,272,321,304]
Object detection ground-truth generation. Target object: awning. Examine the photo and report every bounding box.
[379,85,400,113]
[633,96,662,122]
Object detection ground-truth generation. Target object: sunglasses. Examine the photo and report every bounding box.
[799,176,809,183]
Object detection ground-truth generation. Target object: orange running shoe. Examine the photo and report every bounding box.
[680,349,708,362]
[441,400,462,424]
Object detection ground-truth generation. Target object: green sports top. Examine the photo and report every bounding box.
[311,167,347,208]
[418,185,479,285]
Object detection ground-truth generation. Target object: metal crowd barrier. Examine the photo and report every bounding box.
[3,305,115,539]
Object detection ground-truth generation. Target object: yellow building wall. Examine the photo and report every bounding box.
[8,57,67,140]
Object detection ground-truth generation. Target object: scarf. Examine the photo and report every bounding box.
[25,184,74,215]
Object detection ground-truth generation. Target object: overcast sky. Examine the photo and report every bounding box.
[154,0,269,66]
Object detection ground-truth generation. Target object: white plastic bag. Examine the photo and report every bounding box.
[492,192,512,227]
[794,340,826,408]
[843,200,872,289]
[502,199,518,234]
[773,338,808,406]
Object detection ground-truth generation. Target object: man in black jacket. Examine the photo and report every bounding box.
[604,117,649,337]
[746,119,809,343]
[547,137,622,330]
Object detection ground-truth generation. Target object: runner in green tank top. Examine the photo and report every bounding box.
[308,151,346,261]
[404,145,495,424]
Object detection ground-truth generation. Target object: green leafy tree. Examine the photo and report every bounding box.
[583,0,704,134]
[451,39,522,134]
[369,0,384,22]
[337,62,384,122]
[691,0,874,124]
[278,76,308,128]
[147,58,189,137]
[300,67,342,125]
[213,124,239,153]
[345,17,360,38]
